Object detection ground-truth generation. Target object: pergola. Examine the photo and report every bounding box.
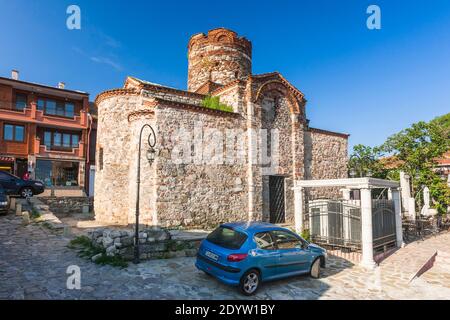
[293,177,403,269]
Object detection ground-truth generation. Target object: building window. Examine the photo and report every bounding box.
[37,99,45,111]
[43,130,80,149]
[35,159,79,187]
[44,131,52,147]
[15,93,27,110]
[53,132,62,146]
[46,100,56,115]
[37,98,76,118]
[71,134,79,147]
[3,124,25,142]
[99,147,103,170]
[66,103,74,118]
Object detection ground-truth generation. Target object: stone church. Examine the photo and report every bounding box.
[94,28,348,229]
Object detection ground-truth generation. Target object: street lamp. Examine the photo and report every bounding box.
[134,124,157,264]
[349,154,362,178]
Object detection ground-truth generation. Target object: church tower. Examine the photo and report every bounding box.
[187,28,252,92]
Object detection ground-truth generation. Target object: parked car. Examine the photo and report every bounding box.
[195,221,327,295]
[0,171,45,198]
[0,184,9,214]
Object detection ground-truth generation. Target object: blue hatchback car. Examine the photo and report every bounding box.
[195,221,327,295]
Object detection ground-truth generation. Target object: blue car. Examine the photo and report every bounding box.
[195,222,327,295]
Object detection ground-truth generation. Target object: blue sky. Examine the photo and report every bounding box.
[1,0,449,150]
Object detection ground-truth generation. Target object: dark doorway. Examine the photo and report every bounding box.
[16,159,28,179]
[269,176,285,223]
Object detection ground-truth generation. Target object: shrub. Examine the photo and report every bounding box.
[301,229,311,242]
[68,235,128,268]
[201,95,234,112]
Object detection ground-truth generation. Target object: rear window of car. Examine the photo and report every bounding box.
[206,226,248,250]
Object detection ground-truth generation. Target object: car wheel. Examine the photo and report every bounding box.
[239,269,260,296]
[20,187,33,198]
[310,258,321,279]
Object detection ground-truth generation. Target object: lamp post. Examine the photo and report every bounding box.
[134,124,156,264]
[349,154,362,178]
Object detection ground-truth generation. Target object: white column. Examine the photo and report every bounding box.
[391,188,404,248]
[360,188,376,269]
[400,171,411,215]
[341,188,351,200]
[294,186,304,233]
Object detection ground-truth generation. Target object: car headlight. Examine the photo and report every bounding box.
[0,202,7,206]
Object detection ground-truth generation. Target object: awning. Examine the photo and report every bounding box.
[0,156,14,162]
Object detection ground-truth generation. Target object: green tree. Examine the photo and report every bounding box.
[381,119,450,214]
[348,144,388,178]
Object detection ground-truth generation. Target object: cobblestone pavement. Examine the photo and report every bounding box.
[1,213,449,300]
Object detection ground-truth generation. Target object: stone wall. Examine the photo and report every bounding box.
[39,196,92,214]
[88,228,199,261]
[142,89,203,106]
[154,105,249,229]
[187,28,252,92]
[94,94,142,225]
[304,128,348,199]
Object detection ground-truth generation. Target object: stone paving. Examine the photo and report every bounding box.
[0,213,449,300]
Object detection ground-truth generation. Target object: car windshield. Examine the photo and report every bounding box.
[206,226,247,250]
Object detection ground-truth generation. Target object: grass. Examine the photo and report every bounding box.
[68,235,128,268]
[30,208,41,219]
[201,95,234,112]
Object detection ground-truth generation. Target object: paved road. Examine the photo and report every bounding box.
[1,213,449,300]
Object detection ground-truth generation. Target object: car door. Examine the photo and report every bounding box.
[0,172,19,194]
[252,232,281,280]
[271,230,311,276]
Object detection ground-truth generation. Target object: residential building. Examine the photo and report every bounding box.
[0,70,94,195]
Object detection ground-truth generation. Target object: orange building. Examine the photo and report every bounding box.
[0,70,95,195]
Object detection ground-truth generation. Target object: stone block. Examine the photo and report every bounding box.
[121,236,134,246]
[15,203,22,216]
[106,245,117,256]
[102,236,114,247]
[110,230,122,239]
[91,253,102,262]
[22,212,30,225]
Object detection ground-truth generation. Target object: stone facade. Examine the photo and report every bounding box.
[304,128,349,199]
[94,28,349,229]
[188,28,252,92]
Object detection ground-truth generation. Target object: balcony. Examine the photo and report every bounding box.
[0,101,88,129]
[34,138,85,159]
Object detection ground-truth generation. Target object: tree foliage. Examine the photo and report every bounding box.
[349,113,450,214]
[348,144,388,179]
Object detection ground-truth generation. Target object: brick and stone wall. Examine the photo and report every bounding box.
[87,228,199,261]
[94,93,143,225]
[304,128,349,199]
[39,196,92,214]
[154,104,248,229]
[188,28,252,92]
